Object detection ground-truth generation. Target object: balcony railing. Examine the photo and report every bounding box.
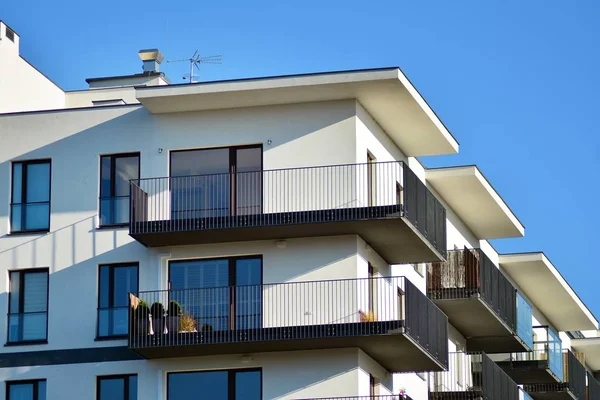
[295,396,406,400]
[588,372,600,400]
[429,352,519,400]
[128,276,448,370]
[503,326,564,380]
[523,350,586,399]
[129,161,446,259]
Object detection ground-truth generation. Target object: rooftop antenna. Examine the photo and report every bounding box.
[166,50,222,83]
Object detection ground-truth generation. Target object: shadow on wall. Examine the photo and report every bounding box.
[270,365,359,399]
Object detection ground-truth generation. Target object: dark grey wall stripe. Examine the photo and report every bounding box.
[0,346,143,368]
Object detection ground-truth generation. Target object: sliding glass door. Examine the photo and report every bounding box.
[170,145,262,220]
[169,256,262,331]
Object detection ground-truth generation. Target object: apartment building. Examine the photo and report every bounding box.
[1,20,599,400]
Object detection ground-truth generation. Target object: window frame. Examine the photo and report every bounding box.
[96,263,139,339]
[6,379,46,400]
[98,152,140,228]
[96,374,137,400]
[166,368,262,400]
[10,159,52,234]
[6,268,50,345]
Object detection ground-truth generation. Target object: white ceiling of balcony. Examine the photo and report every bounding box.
[135,68,459,157]
[426,165,525,239]
[571,338,600,372]
[499,252,598,332]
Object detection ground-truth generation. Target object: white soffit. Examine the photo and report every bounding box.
[135,68,459,157]
[499,253,598,331]
[426,166,524,239]
[571,338,600,371]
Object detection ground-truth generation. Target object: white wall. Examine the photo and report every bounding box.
[65,87,140,108]
[0,22,65,114]
[0,348,384,400]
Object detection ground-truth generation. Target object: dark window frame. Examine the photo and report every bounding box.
[6,268,50,345]
[5,27,15,42]
[96,263,139,339]
[97,374,137,400]
[168,255,263,330]
[166,368,262,400]
[169,144,263,217]
[99,152,140,227]
[6,379,46,400]
[10,159,52,234]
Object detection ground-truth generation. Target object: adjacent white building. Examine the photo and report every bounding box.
[0,20,599,400]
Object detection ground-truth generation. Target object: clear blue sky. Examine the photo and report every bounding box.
[2,1,599,319]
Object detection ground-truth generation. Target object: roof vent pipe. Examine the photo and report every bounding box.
[138,49,164,73]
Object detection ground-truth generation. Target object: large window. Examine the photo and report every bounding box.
[11,160,51,232]
[8,269,49,344]
[168,369,261,400]
[97,375,137,400]
[98,263,138,338]
[7,380,46,400]
[100,153,140,226]
[169,256,262,331]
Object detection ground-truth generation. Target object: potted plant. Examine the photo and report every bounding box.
[179,313,197,333]
[150,302,165,334]
[166,300,182,333]
[132,300,151,336]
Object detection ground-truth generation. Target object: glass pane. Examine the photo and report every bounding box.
[236,147,262,215]
[23,272,48,313]
[24,203,49,231]
[38,381,46,400]
[22,312,47,341]
[171,149,229,177]
[100,156,112,197]
[236,258,262,329]
[168,371,228,400]
[99,377,125,400]
[11,204,22,232]
[9,383,33,400]
[26,163,50,203]
[98,307,129,337]
[9,271,20,314]
[235,370,261,400]
[99,266,110,308]
[114,156,139,196]
[113,266,138,308]
[128,376,137,400]
[12,163,22,203]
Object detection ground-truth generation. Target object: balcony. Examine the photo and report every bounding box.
[429,352,520,400]
[522,351,587,400]
[588,372,600,400]
[427,249,532,353]
[129,161,446,264]
[128,276,448,373]
[295,397,405,400]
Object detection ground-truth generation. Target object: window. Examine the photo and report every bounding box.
[98,263,138,338]
[169,256,262,331]
[8,269,49,344]
[11,160,51,232]
[6,27,15,42]
[7,380,46,400]
[100,153,140,226]
[167,369,261,400]
[97,375,137,400]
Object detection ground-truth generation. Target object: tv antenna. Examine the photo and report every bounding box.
[167,50,222,83]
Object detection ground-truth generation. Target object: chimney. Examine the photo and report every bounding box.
[138,49,164,73]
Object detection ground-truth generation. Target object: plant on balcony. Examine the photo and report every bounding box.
[359,310,378,322]
[166,300,182,334]
[179,313,197,333]
[132,300,151,336]
[150,302,165,334]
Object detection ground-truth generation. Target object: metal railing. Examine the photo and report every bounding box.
[503,326,563,380]
[588,372,600,400]
[427,248,518,332]
[129,161,446,257]
[429,352,519,400]
[523,350,586,399]
[7,311,48,343]
[128,276,447,367]
[294,396,405,400]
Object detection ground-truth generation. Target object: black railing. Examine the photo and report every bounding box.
[128,276,447,367]
[588,372,600,400]
[524,350,586,399]
[429,352,519,400]
[427,249,516,331]
[129,161,446,257]
[295,396,406,400]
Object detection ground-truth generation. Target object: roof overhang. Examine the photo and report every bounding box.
[499,253,598,331]
[135,68,459,157]
[426,166,524,239]
[571,337,600,371]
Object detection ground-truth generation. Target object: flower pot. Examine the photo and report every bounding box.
[166,316,180,333]
[152,316,165,335]
[134,315,150,336]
